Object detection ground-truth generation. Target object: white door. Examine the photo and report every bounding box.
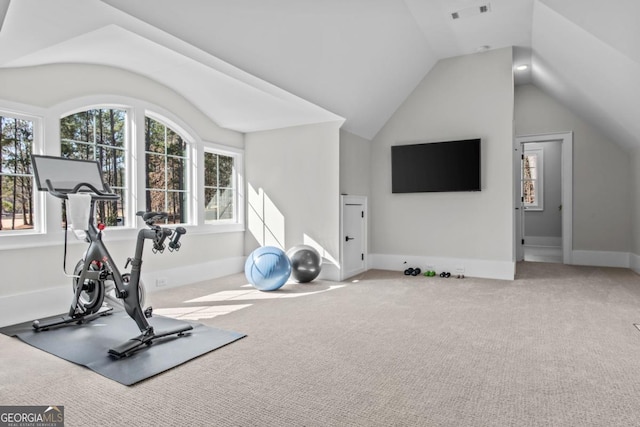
[514,142,525,261]
[341,195,367,280]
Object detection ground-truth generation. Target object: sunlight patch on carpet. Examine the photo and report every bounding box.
[153,304,252,320]
[185,285,345,303]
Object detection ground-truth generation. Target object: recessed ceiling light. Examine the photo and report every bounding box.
[516,65,529,71]
[451,3,491,20]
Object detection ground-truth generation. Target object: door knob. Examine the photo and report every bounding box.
[345,236,354,241]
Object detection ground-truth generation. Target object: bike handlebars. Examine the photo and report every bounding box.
[169,227,186,251]
[44,179,119,201]
[134,211,187,253]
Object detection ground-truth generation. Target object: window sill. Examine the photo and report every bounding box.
[0,223,245,251]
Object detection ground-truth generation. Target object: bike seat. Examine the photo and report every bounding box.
[136,211,168,222]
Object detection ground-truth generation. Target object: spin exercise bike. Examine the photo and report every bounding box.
[31,155,192,358]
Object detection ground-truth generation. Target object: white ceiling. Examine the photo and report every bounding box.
[0,0,638,150]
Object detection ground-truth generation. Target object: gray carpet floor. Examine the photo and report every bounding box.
[2,262,640,426]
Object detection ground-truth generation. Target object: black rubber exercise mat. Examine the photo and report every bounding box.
[0,312,245,385]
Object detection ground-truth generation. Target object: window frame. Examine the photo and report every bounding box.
[202,141,244,233]
[0,107,44,237]
[143,113,191,225]
[522,148,544,211]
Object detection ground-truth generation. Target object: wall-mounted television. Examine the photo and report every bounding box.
[391,138,481,193]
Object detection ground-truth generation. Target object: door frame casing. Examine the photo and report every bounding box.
[514,132,573,264]
[340,195,368,280]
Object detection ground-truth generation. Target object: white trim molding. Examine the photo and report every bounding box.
[631,253,640,275]
[0,256,246,328]
[571,250,631,269]
[0,286,69,328]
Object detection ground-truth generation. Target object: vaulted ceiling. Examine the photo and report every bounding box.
[0,0,638,150]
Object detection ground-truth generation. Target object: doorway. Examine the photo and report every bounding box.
[514,133,573,264]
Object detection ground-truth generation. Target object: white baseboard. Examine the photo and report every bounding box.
[0,286,69,328]
[0,256,246,328]
[143,256,246,292]
[524,236,562,247]
[571,250,630,268]
[630,253,640,275]
[369,254,515,281]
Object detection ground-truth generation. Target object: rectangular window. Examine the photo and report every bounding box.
[0,116,35,232]
[204,151,235,222]
[522,148,544,210]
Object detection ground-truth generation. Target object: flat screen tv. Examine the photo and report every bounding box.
[391,138,481,193]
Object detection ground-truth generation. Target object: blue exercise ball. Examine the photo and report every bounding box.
[245,246,292,291]
[286,245,322,283]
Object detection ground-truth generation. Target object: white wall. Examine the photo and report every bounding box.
[0,64,243,146]
[0,64,246,326]
[339,129,371,198]
[369,48,515,280]
[244,122,342,280]
[515,84,632,257]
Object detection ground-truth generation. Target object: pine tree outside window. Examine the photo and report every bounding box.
[60,108,127,227]
[145,116,188,224]
[0,115,35,232]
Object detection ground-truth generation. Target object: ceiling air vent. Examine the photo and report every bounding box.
[451,3,491,20]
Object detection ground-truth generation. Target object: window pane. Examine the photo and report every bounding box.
[146,153,165,189]
[204,152,217,187]
[146,190,186,224]
[523,180,536,204]
[1,117,33,174]
[524,154,537,179]
[146,189,166,213]
[167,191,186,224]
[1,116,35,232]
[527,155,537,169]
[217,188,234,220]
[166,131,186,157]
[144,117,165,154]
[219,155,233,187]
[99,148,125,189]
[63,145,95,161]
[1,175,35,231]
[204,188,234,221]
[167,156,185,191]
[205,187,217,221]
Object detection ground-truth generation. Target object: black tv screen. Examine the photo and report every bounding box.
[391,138,481,193]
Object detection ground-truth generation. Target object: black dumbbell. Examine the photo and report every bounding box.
[411,268,421,276]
